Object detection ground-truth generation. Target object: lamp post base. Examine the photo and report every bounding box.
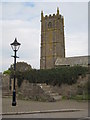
[12,101,16,106]
[12,90,16,106]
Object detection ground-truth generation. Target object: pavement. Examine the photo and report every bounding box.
[1,108,84,115]
[1,97,89,118]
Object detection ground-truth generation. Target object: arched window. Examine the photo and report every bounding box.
[48,22,52,28]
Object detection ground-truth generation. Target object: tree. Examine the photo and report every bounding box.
[9,62,32,72]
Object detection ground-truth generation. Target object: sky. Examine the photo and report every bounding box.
[0,1,88,72]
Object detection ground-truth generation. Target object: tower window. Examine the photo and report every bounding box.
[48,22,52,28]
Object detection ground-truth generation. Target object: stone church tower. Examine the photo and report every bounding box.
[40,8,65,69]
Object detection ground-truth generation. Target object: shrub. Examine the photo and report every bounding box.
[10,66,88,87]
[3,70,11,75]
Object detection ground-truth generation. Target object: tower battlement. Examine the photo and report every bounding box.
[41,8,63,20]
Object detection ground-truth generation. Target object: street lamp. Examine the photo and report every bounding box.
[10,38,21,106]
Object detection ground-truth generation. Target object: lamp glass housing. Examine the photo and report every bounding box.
[11,38,21,51]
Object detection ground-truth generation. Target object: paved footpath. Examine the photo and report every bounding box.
[1,97,89,118]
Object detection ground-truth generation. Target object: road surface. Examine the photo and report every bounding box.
[2,97,89,118]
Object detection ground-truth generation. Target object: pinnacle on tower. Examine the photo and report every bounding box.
[57,7,59,15]
[41,10,43,20]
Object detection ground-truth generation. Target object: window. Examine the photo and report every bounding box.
[48,22,52,28]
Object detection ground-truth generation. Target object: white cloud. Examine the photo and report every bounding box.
[2,2,39,21]
[2,19,40,71]
[65,33,88,57]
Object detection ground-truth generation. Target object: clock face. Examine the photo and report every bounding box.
[48,22,52,28]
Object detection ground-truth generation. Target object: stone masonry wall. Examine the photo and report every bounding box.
[18,80,54,102]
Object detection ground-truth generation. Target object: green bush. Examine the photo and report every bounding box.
[10,66,88,87]
[3,70,11,75]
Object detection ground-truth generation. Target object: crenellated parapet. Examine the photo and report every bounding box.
[41,8,63,21]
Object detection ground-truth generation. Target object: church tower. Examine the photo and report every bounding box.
[40,8,65,69]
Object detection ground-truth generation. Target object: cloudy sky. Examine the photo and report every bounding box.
[0,1,88,72]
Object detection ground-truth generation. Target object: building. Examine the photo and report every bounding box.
[40,8,65,69]
[55,56,90,67]
[40,8,89,69]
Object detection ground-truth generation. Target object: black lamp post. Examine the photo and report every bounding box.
[10,38,21,106]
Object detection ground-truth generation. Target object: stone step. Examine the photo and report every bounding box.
[53,95,62,101]
[49,93,59,96]
[37,83,62,101]
[45,91,59,95]
[42,88,51,91]
[37,83,47,87]
[39,86,51,89]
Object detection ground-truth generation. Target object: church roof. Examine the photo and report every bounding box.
[55,56,90,67]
